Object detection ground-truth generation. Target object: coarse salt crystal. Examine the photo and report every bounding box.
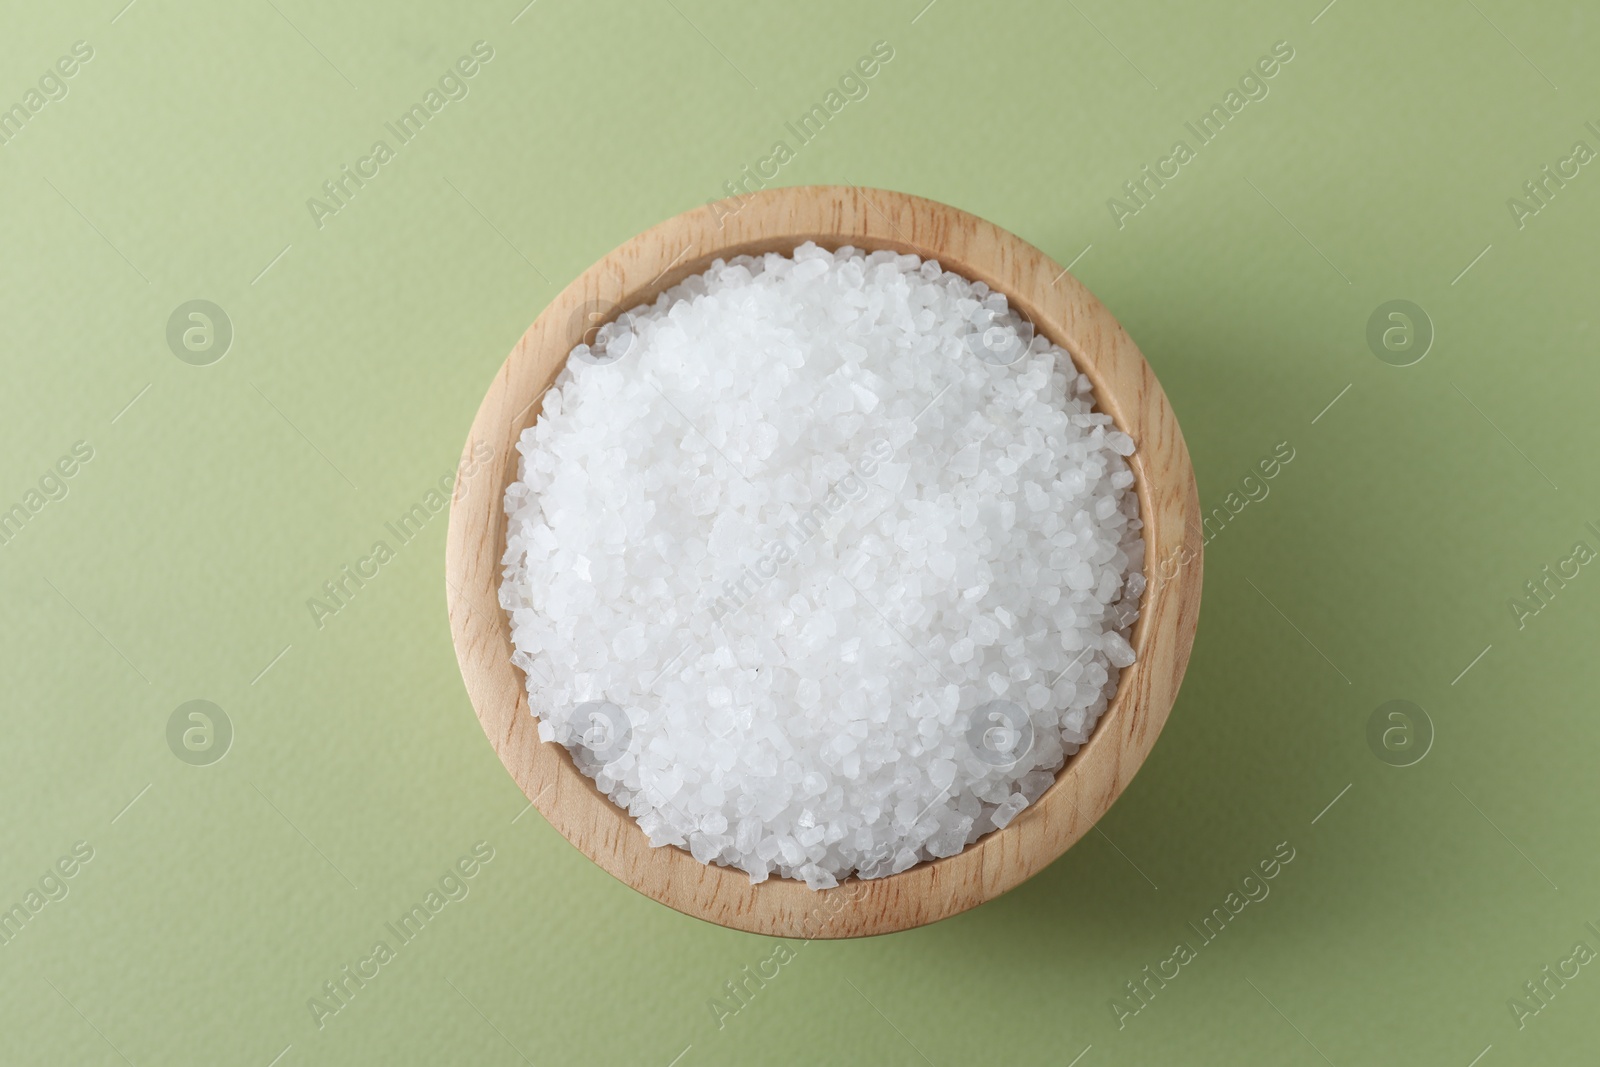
[500,243,1141,887]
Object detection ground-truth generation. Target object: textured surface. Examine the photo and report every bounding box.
[498,243,1147,889]
[6,0,1600,1063]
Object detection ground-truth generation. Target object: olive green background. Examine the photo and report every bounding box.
[4,0,1598,1063]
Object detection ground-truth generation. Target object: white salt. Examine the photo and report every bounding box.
[500,243,1143,887]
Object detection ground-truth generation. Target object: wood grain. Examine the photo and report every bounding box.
[445,186,1203,937]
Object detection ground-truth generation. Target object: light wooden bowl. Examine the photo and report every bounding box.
[446,185,1202,938]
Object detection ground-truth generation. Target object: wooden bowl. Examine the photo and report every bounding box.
[446,185,1202,938]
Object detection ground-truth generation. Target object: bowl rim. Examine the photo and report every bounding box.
[445,184,1203,938]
